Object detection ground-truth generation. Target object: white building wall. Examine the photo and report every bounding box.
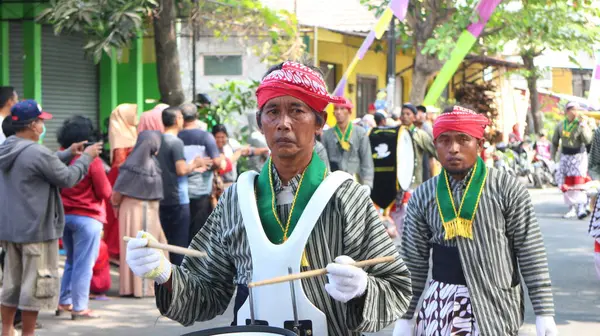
[178,24,269,103]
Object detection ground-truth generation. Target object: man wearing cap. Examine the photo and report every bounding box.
[322,97,374,189]
[0,100,102,336]
[394,106,557,336]
[552,101,593,219]
[125,61,412,335]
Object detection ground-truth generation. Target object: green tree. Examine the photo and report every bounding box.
[38,0,302,106]
[484,0,600,133]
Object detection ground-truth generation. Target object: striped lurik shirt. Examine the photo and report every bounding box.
[155,165,412,335]
[400,167,555,336]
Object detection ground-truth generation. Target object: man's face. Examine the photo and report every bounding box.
[400,108,415,126]
[9,91,18,108]
[434,131,483,175]
[333,106,351,125]
[214,131,227,149]
[259,96,323,159]
[566,107,578,121]
[417,111,427,124]
[175,111,184,130]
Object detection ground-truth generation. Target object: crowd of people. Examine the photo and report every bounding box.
[0,60,597,336]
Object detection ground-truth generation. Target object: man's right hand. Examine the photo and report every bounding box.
[393,319,414,336]
[126,231,172,284]
[83,142,103,158]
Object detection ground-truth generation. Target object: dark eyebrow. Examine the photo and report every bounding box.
[290,102,308,108]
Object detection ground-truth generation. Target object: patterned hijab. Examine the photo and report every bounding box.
[108,104,138,161]
[113,131,163,201]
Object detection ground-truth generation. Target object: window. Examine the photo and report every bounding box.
[203,55,243,76]
[572,69,592,98]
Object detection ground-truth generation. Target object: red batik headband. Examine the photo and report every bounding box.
[256,61,346,112]
[334,97,354,110]
[433,106,490,140]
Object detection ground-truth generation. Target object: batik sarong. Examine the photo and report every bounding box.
[557,152,588,206]
[415,280,480,336]
[588,198,600,279]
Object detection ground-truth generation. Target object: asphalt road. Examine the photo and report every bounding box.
[6,188,600,335]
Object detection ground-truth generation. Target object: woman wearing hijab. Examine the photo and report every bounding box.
[111,130,168,297]
[137,103,168,133]
[105,104,138,262]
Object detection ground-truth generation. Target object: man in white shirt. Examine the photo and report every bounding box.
[0,87,18,144]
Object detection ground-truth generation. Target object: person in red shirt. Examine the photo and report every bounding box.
[56,116,111,320]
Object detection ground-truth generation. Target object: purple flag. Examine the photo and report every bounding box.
[357,31,376,59]
[466,0,502,37]
[595,65,600,80]
[389,0,408,20]
[333,77,347,97]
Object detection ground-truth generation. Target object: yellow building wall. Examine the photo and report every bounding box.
[311,28,414,123]
[552,68,573,95]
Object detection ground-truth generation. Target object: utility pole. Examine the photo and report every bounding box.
[386,17,396,111]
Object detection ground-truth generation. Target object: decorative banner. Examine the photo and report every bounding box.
[326,0,409,126]
[331,0,409,97]
[422,0,502,106]
[589,49,600,108]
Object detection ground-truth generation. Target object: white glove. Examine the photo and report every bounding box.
[536,316,558,336]
[324,255,368,303]
[393,319,414,336]
[126,231,172,284]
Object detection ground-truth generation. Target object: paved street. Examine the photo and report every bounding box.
[7,187,600,335]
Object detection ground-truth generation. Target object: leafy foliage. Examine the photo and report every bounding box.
[199,80,259,130]
[183,0,305,64]
[38,0,303,65]
[38,0,158,63]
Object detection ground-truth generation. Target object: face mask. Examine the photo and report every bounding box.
[38,124,46,144]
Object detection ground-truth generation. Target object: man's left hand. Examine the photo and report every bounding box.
[324,256,368,303]
[69,140,88,156]
[536,316,558,336]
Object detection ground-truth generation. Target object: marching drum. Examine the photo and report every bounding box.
[369,126,415,211]
[181,325,298,336]
[396,127,415,191]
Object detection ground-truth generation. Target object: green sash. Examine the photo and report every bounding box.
[435,156,487,240]
[256,150,327,244]
[562,118,579,138]
[334,123,353,151]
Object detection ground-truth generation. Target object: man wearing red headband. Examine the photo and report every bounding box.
[322,97,374,190]
[552,102,593,219]
[394,106,557,336]
[126,61,412,336]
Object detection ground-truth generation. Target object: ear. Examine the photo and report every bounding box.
[477,138,485,151]
[255,111,264,134]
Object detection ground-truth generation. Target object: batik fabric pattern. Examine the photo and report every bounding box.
[415,280,480,336]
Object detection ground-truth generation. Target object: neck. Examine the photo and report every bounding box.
[337,120,349,132]
[449,172,468,181]
[16,132,37,142]
[183,122,196,130]
[164,127,179,136]
[272,151,313,185]
[0,107,9,118]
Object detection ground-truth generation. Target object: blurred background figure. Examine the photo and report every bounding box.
[57,115,110,320]
[112,130,168,297]
[105,104,139,263]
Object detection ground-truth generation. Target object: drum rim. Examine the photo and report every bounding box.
[397,128,415,191]
[181,325,298,336]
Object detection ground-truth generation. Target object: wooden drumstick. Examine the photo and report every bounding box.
[123,236,206,258]
[248,255,395,288]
